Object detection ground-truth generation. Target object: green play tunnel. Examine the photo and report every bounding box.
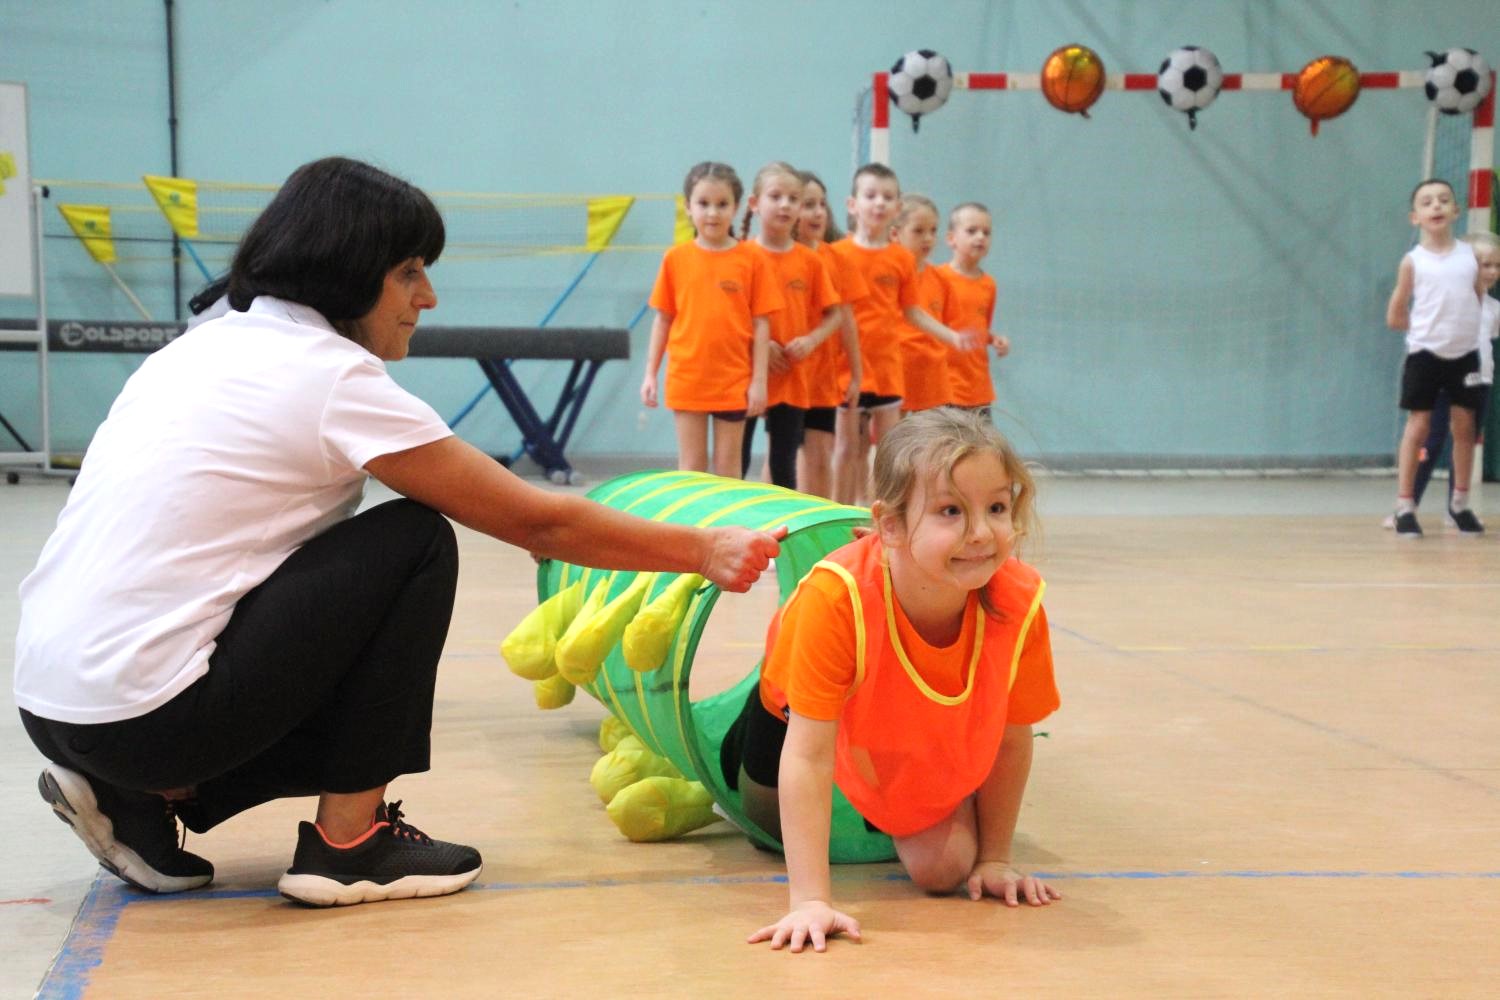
[536,470,897,863]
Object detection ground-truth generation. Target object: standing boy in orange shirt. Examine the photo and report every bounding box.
[940,202,1010,415]
[830,165,975,503]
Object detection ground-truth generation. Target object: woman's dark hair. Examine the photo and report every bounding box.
[187,274,229,315]
[226,157,444,322]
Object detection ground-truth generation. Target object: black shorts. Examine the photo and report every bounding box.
[709,409,748,423]
[1400,350,1482,412]
[803,406,837,434]
[720,686,788,789]
[841,392,902,411]
[718,686,885,834]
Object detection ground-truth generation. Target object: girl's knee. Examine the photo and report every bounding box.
[904,852,973,894]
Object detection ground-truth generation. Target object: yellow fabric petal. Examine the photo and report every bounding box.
[589,742,682,804]
[551,579,611,684]
[500,578,586,680]
[605,777,719,842]
[533,673,577,710]
[598,715,635,753]
[554,574,650,685]
[621,573,703,672]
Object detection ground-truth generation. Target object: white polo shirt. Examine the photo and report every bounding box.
[14,297,452,724]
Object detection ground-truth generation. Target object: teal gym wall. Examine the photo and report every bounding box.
[2,1,1498,465]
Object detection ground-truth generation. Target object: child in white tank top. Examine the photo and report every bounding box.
[1408,232,1500,525]
[1383,179,1487,538]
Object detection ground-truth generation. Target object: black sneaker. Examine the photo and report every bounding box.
[38,764,214,893]
[1394,511,1422,539]
[1448,507,1485,535]
[277,801,482,907]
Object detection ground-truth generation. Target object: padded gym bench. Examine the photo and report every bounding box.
[0,319,629,484]
[409,325,629,483]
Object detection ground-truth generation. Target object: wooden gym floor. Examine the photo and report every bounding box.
[3,474,1497,998]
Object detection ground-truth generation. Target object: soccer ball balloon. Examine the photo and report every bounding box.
[1424,48,1492,116]
[889,49,954,132]
[1157,46,1224,129]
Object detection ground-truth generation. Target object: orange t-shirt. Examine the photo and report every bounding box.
[809,242,870,408]
[897,265,952,412]
[939,265,997,407]
[649,241,783,412]
[752,242,840,410]
[760,555,1057,726]
[829,239,919,398]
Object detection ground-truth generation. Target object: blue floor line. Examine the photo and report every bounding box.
[35,863,1500,995]
[38,865,1500,993]
[36,877,120,1000]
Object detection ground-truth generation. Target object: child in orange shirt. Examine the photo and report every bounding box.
[830,164,975,505]
[737,162,844,490]
[721,408,1061,953]
[791,171,863,500]
[891,195,954,413]
[642,162,782,478]
[940,202,1010,414]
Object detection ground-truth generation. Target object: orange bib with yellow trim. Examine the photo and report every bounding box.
[768,533,1044,838]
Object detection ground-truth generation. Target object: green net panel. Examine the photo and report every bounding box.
[537,470,897,863]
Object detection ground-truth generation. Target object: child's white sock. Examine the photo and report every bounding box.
[1451,490,1470,513]
[1395,497,1416,515]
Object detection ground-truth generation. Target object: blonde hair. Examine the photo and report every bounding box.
[1463,231,1500,254]
[872,408,1037,617]
[739,160,802,239]
[893,193,938,231]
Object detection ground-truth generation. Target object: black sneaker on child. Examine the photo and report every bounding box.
[277,801,482,907]
[1447,507,1485,535]
[1394,511,1422,539]
[38,764,214,893]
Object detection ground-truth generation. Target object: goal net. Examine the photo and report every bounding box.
[853,66,1495,473]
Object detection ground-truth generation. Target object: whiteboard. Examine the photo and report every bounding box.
[0,81,34,298]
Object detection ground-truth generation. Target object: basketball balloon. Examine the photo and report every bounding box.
[1041,44,1106,118]
[1292,55,1361,136]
